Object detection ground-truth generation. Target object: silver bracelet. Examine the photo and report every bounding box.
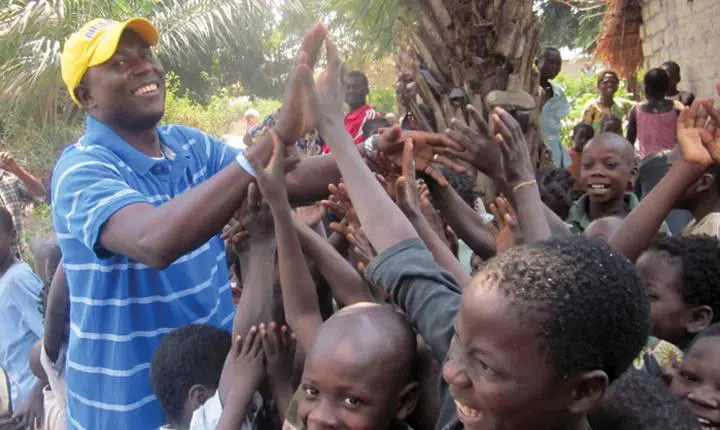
[363,134,379,158]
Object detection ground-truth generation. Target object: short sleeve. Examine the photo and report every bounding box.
[4,265,44,337]
[51,151,149,257]
[189,129,241,177]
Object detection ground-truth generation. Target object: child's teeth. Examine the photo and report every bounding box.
[454,400,481,418]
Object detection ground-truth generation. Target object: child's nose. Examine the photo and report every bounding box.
[689,386,720,409]
[442,357,472,389]
[307,399,342,428]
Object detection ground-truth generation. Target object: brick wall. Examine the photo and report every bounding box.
[641,0,720,99]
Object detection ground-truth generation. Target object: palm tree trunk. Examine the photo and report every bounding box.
[394,0,545,201]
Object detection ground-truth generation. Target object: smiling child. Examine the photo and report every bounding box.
[670,323,720,429]
[567,133,670,234]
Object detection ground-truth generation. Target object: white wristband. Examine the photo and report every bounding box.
[236,152,256,177]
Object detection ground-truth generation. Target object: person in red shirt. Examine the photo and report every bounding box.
[322,71,380,153]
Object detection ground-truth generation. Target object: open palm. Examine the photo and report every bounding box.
[677,99,714,168]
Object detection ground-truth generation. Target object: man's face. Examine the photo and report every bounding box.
[539,51,562,81]
[80,30,166,131]
[345,75,368,109]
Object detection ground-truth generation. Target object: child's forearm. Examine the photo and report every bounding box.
[272,204,323,352]
[496,180,570,237]
[233,240,276,339]
[216,386,257,430]
[11,164,47,199]
[321,124,418,253]
[512,182,552,244]
[268,379,294,424]
[44,264,68,363]
[293,216,374,305]
[426,180,496,259]
[407,211,472,286]
[610,160,705,261]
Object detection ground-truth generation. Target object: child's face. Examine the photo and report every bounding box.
[670,336,720,428]
[443,283,572,430]
[580,139,633,205]
[636,250,690,346]
[297,338,407,429]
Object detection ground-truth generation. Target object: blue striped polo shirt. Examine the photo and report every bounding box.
[51,116,239,429]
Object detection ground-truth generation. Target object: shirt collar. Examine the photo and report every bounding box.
[84,116,189,176]
[569,192,638,230]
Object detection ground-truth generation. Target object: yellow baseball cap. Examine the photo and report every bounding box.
[61,18,159,105]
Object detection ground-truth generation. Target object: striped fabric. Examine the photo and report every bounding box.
[51,117,238,429]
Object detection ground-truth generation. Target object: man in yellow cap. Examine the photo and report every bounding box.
[53,17,342,429]
[52,16,462,429]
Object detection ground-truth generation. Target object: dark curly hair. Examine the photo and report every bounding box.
[442,167,477,208]
[476,236,649,382]
[647,235,720,322]
[589,369,700,430]
[536,167,576,220]
[150,324,232,426]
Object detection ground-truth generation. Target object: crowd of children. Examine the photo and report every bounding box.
[2,15,720,430]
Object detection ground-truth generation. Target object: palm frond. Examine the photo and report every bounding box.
[0,0,302,126]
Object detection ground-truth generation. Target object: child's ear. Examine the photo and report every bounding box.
[394,381,420,422]
[567,370,608,414]
[695,173,716,193]
[187,384,212,411]
[687,305,713,335]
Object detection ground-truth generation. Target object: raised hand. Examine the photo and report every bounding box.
[310,36,346,130]
[485,197,522,254]
[419,183,450,247]
[221,183,275,247]
[676,99,715,168]
[321,183,359,227]
[702,100,720,163]
[378,126,465,186]
[296,202,327,228]
[444,105,504,181]
[260,322,296,391]
[491,108,535,187]
[346,225,376,272]
[0,152,17,172]
[219,326,265,404]
[394,139,422,217]
[273,24,328,144]
[247,130,288,206]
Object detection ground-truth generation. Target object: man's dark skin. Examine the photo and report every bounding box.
[75,25,458,269]
[538,48,562,105]
[345,73,369,112]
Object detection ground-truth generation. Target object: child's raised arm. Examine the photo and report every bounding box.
[395,140,472,286]
[313,38,465,255]
[231,185,277,339]
[609,99,719,261]
[493,108,552,244]
[217,327,265,430]
[444,106,569,239]
[248,132,323,352]
[424,178,497,259]
[292,215,375,305]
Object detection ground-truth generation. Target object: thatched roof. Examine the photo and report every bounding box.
[594,0,644,78]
